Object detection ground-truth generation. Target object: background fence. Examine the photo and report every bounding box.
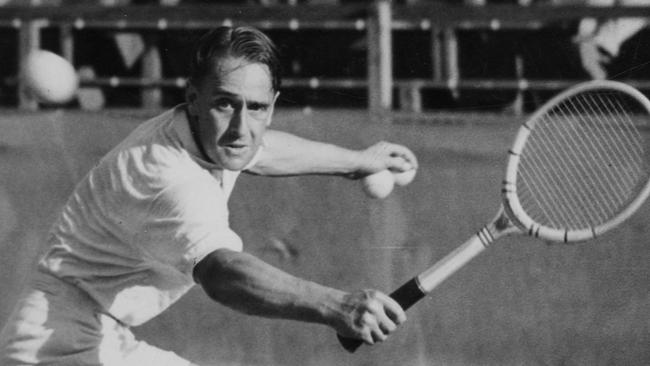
[2,1,650,113]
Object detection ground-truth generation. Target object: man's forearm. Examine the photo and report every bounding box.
[249,130,362,177]
[194,249,346,326]
[249,130,417,179]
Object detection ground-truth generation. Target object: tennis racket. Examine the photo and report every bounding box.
[339,80,650,352]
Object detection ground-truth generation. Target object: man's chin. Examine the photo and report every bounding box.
[213,145,257,171]
[218,156,254,171]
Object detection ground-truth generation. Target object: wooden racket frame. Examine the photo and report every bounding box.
[504,80,650,243]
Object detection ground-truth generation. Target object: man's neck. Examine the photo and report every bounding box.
[185,108,216,164]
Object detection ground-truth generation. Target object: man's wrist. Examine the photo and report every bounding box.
[315,287,348,328]
[343,150,367,179]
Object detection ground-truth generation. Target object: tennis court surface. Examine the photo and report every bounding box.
[0,108,647,365]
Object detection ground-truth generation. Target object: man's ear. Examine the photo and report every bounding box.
[266,91,280,126]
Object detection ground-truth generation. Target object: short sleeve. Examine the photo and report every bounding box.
[137,174,243,275]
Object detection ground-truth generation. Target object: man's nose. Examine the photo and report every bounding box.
[229,105,249,135]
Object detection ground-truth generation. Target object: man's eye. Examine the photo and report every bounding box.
[215,99,234,110]
[248,103,268,112]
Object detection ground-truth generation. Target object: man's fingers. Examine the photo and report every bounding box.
[356,313,381,345]
[338,289,408,346]
[377,313,397,335]
[386,145,418,172]
[367,292,406,343]
[388,156,414,172]
[361,314,389,345]
[370,326,388,344]
[375,291,407,325]
[365,299,398,333]
[359,141,418,179]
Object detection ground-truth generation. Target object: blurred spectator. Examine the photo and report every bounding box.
[573,0,650,79]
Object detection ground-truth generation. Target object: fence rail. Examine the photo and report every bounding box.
[5,4,650,27]
[4,2,650,112]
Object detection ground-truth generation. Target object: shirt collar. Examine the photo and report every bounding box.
[171,104,222,172]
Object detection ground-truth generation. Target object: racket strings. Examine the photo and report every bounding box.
[596,93,644,167]
[523,108,621,228]
[540,97,641,226]
[586,93,643,181]
[539,93,644,225]
[568,95,637,202]
[521,122,609,228]
[519,134,588,227]
[517,90,649,230]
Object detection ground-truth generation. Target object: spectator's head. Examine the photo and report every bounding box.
[188,26,281,91]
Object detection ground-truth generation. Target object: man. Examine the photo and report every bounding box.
[0,26,417,365]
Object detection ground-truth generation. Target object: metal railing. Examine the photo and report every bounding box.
[4,2,650,112]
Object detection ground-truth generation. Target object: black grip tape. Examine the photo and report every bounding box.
[337,277,427,353]
[389,277,427,311]
[337,334,363,353]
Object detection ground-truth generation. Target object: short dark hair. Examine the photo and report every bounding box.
[188,26,281,91]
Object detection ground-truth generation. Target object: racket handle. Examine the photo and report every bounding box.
[337,232,490,353]
[389,277,427,310]
[337,334,363,353]
[337,277,426,353]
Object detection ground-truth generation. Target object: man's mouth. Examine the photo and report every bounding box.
[220,142,248,152]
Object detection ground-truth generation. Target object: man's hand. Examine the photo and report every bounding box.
[353,141,418,179]
[331,289,407,345]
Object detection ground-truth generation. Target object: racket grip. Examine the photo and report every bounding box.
[389,276,427,310]
[337,277,427,353]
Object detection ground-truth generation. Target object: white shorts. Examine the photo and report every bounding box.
[0,270,192,366]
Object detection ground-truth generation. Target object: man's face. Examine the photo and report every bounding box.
[187,56,277,171]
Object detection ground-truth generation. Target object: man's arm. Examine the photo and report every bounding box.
[247,129,417,178]
[193,248,407,345]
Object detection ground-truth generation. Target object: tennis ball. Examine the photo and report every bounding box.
[362,170,395,199]
[22,50,79,104]
[393,168,416,186]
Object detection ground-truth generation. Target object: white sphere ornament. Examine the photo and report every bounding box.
[393,168,416,186]
[362,170,395,199]
[22,50,79,104]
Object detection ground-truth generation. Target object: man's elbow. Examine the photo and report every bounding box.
[192,249,253,311]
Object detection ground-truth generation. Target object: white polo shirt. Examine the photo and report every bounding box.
[38,105,259,326]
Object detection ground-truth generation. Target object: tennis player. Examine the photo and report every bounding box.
[0,26,416,365]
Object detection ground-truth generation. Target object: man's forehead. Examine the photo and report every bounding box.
[203,57,274,94]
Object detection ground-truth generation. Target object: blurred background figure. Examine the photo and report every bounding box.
[574,0,650,79]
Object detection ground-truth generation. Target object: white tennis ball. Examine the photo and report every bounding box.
[393,168,416,186]
[362,170,395,199]
[22,50,79,104]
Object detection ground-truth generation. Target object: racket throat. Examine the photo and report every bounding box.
[494,209,513,232]
[479,208,515,248]
[477,226,495,248]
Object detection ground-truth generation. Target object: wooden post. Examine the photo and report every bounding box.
[18,20,44,110]
[367,0,392,116]
[443,27,459,100]
[431,26,442,82]
[59,24,74,63]
[142,33,162,109]
[399,82,422,113]
[512,54,524,115]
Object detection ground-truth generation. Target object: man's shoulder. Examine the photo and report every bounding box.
[96,106,201,185]
[112,106,189,159]
[127,105,187,145]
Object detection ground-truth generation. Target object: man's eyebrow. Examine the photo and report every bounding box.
[211,88,239,97]
[211,89,271,106]
[247,100,271,107]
